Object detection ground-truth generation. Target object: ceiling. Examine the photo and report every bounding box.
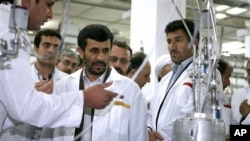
[34,0,250,89]
[36,0,250,55]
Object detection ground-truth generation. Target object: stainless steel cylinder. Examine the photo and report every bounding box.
[173,113,225,141]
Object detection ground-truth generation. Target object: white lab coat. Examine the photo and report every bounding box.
[231,86,250,125]
[148,60,224,141]
[0,3,83,136]
[149,63,194,141]
[31,67,72,141]
[0,65,70,141]
[220,92,233,135]
[54,68,149,141]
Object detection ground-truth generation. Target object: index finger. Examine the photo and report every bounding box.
[107,91,118,98]
[35,80,47,87]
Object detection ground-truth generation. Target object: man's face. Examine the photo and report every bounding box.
[34,35,60,67]
[134,61,151,89]
[221,66,233,90]
[56,56,78,74]
[26,0,54,30]
[109,45,130,75]
[247,63,250,84]
[167,29,194,65]
[82,38,111,76]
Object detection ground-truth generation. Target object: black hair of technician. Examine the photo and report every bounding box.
[127,52,146,74]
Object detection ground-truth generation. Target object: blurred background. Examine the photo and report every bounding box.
[28,0,250,97]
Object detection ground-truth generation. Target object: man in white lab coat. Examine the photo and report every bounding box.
[148,19,199,141]
[0,0,117,136]
[54,24,148,141]
[109,40,132,76]
[0,29,72,140]
[231,60,250,125]
[217,59,233,138]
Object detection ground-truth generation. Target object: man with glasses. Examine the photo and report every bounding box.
[56,49,80,74]
[231,60,250,125]
[109,40,132,75]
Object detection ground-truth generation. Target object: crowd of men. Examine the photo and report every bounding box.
[1,0,250,141]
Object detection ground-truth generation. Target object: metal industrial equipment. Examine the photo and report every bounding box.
[173,0,226,140]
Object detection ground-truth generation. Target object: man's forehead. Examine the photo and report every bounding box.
[167,30,185,38]
[111,45,130,55]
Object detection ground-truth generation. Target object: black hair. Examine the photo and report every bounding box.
[112,40,133,58]
[217,59,232,75]
[77,24,113,51]
[0,0,39,4]
[34,29,62,48]
[127,52,146,73]
[0,0,14,4]
[58,49,79,65]
[165,19,199,41]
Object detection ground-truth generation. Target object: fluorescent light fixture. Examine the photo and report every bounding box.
[221,52,230,56]
[216,13,227,19]
[228,48,245,55]
[222,41,244,51]
[215,5,230,12]
[40,20,59,29]
[27,31,34,34]
[226,7,247,15]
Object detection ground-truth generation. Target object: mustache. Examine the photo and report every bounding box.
[92,61,106,66]
[170,49,179,54]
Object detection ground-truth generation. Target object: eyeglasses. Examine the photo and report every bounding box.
[109,56,129,65]
[62,60,78,69]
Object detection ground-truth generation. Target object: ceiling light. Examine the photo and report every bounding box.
[226,7,247,15]
[215,13,227,19]
[222,41,244,52]
[228,48,245,55]
[221,52,230,56]
[27,31,34,34]
[40,20,59,29]
[215,5,230,12]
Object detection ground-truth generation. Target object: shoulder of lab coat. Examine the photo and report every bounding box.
[54,69,82,94]
[53,68,68,82]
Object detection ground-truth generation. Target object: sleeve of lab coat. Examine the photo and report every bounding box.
[0,49,83,129]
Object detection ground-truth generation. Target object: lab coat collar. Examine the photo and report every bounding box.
[172,57,193,74]
[68,67,123,82]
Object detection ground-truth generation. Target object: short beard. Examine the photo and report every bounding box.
[87,67,106,76]
[114,67,126,75]
[86,61,107,76]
